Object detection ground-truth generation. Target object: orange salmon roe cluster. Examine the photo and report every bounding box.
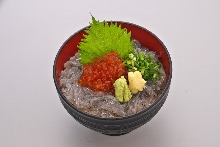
[78,51,127,92]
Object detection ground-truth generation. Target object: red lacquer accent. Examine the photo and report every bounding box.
[55,22,171,86]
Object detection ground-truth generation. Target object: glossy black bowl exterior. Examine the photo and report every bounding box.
[58,88,169,135]
[53,21,172,135]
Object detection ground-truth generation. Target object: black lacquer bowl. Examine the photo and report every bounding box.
[53,21,172,135]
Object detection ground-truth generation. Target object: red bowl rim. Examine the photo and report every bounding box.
[53,21,172,120]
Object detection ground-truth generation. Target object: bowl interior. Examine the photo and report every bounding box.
[54,22,171,118]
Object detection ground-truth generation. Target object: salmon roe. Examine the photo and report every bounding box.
[78,51,127,92]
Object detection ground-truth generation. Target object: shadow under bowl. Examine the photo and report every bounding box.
[53,21,172,136]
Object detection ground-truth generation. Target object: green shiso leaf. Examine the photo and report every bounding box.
[78,16,134,64]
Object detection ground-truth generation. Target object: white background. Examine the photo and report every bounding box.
[0,0,220,146]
